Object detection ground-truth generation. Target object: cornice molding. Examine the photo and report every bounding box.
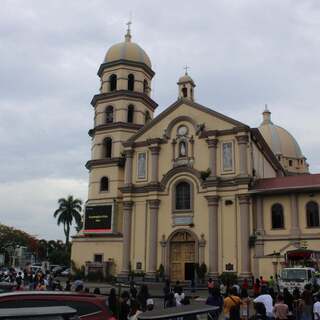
[91,90,158,111]
[98,60,155,78]
[85,157,125,170]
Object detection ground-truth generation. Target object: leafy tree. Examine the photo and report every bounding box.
[0,224,39,266]
[53,195,82,246]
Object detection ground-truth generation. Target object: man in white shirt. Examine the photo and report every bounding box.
[314,294,320,320]
[253,287,273,319]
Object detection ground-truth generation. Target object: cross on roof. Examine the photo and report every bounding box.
[184,65,190,75]
[126,20,132,33]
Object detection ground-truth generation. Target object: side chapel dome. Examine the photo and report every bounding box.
[258,106,308,174]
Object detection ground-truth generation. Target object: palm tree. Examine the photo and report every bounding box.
[53,195,82,246]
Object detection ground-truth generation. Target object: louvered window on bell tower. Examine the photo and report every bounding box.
[128,74,134,91]
[143,79,148,94]
[127,105,134,123]
[109,74,117,92]
[106,106,114,123]
[182,87,188,98]
[104,137,112,158]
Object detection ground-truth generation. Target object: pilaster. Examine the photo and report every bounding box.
[205,195,219,279]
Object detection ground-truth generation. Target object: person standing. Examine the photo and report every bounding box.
[253,287,273,320]
[253,279,261,298]
[313,294,320,320]
[108,288,119,317]
[273,294,288,320]
[137,284,150,312]
[208,278,214,293]
[163,279,171,307]
[301,284,313,320]
[119,291,130,320]
[206,287,223,318]
[240,288,251,320]
[224,287,241,320]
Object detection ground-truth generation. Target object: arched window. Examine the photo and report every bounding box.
[175,181,191,210]
[106,106,114,123]
[145,111,151,123]
[104,137,112,158]
[271,203,284,229]
[179,141,187,157]
[182,87,188,98]
[143,79,148,94]
[100,177,109,191]
[127,105,134,123]
[109,74,117,91]
[128,74,134,91]
[306,201,319,227]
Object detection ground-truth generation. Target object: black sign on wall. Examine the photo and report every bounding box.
[84,205,113,233]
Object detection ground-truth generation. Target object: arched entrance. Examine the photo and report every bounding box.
[169,230,197,281]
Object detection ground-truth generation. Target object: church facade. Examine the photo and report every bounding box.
[71,26,320,281]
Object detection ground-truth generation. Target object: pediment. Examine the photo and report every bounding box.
[128,99,249,143]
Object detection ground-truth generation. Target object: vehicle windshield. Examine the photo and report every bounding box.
[281,269,308,282]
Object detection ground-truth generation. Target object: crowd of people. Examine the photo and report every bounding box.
[204,277,320,320]
[2,268,320,320]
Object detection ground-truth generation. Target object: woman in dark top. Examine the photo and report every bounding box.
[163,279,171,307]
[165,292,177,308]
[137,284,150,312]
[206,287,223,318]
[108,288,119,317]
[283,288,294,312]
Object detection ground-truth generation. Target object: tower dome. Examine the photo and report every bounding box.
[104,25,152,68]
[258,106,308,174]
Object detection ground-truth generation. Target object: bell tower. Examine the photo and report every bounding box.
[85,24,158,234]
[177,67,196,101]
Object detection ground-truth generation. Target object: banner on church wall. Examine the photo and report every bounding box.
[84,204,113,233]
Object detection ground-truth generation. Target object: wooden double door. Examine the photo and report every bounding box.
[169,232,196,281]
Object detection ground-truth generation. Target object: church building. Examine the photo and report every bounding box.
[71,25,320,281]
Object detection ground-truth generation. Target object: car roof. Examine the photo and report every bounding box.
[138,304,218,320]
[0,306,76,318]
[0,291,103,299]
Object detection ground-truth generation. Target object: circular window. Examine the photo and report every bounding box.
[177,125,188,136]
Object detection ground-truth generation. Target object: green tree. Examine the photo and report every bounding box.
[0,224,39,266]
[53,195,82,246]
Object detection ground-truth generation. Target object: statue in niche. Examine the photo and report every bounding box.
[179,141,187,157]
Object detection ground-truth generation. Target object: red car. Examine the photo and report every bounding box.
[0,291,111,320]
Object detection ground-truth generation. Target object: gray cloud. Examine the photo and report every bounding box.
[1,0,320,239]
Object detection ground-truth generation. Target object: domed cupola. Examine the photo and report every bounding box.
[104,24,152,69]
[177,67,196,101]
[258,105,309,174]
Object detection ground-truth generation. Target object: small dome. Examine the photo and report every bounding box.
[258,107,303,159]
[178,72,195,85]
[104,29,151,68]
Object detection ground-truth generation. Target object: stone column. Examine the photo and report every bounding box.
[205,195,219,279]
[199,234,206,264]
[119,201,134,277]
[206,138,218,178]
[172,139,176,162]
[238,195,251,277]
[124,149,134,186]
[290,194,300,236]
[146,199,161,279]
[149,145,161,184]
[236,135,249,176]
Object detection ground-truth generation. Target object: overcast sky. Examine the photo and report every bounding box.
[1,0,320,240]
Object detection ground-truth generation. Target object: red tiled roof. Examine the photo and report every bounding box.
[252,174,320,193]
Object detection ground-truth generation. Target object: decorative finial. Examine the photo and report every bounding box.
[125,20,132,42]
[262,104,272,124]
[184,65,190,75]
